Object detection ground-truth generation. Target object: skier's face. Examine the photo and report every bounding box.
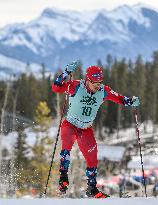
[86,80,103,93]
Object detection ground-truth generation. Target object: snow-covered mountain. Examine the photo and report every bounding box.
[0,53,48,76]
[0,3,158,74]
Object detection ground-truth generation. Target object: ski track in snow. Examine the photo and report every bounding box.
[0,198,158,205]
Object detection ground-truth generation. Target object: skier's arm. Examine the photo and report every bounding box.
[52,70,72,94]
[52,75,80,95]
[103,86,140,106]
[52,60,80,95]
[103,86,124,104]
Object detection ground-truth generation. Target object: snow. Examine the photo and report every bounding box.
[39,15,90,42]
[0,53,27,73]
[0,198,158,205]
[2,34,38,54]
[1,132,18,151]
[1,126,58,155]
[98,144,125,161]
[107,4,150,28]
[25,25,49,47]
[22,4,151,45]
[0,23,24,41]
[104,121,157,145]
[3,6,142,46]
[41,7,98,25]
[128,155,158,169]
[25,8,99,43]
[134,3,158,13]
[0,4,157,70]
[24,126,58,147]
[0,53,50,78]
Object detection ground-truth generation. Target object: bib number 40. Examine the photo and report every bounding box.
[82,106,92,116]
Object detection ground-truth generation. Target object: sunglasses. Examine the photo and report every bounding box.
[90,80,103,85]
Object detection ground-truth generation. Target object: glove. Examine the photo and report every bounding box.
[65,60,80,73]
[131,96,140,107]
[123,96,140,107]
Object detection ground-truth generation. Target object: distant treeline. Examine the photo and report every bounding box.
[1,51,158,134]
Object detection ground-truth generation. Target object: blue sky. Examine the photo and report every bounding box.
[0,0,158,28]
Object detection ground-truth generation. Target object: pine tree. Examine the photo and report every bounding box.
[34,101,51,132]
[14,128,29,169]
[116,58,129,128]
[29,101,58,196]
[126,59,135,125]
[106,54,113,70]
[133,55,146,121]
[105,59,118,132]
[144,62,153,121]
[13,126,31,193]
[94,63,109,140]
[52,69,67,118]
[15,73,41,120]
[47,75,57,119]
[150,52,158,124]
[40,64,49,102]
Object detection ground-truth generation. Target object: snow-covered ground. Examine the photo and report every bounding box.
[0,198,158,205]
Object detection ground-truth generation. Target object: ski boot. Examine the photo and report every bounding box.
[58,149,70,194]
[86,185,110,198]
[86,167,110,198]
[58,172,69,194]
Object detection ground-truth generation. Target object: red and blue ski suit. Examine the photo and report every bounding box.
[52,74,127,172]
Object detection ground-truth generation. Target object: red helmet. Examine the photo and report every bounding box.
[86,66,104,82]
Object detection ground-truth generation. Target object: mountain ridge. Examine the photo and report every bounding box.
[0,4,158,75]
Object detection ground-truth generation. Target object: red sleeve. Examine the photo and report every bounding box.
[104,85,124,105]
[52,80,80,95]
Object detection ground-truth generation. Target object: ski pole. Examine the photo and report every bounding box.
[41,74,72,197]
[133,108,147,198]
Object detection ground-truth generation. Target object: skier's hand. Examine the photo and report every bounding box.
[65,60,81,74]
[123,96,140,107]
[131,96,140,107]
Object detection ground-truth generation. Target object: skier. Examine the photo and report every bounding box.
[52,61,140,198]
